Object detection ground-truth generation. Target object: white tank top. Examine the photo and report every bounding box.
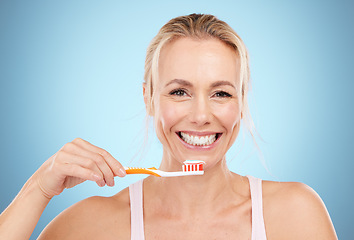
[129,175,267,239]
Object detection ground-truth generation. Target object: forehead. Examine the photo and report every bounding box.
[158,37,240,86]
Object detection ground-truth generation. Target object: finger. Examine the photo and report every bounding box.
[62,142,116,186]
[58,162,103,184]
[56,151,106,186]
[72,138,126,177]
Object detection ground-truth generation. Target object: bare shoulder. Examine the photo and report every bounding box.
[38,187,131,240]
[262,180,337,240]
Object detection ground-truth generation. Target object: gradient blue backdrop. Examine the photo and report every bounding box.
[1,0,353,239]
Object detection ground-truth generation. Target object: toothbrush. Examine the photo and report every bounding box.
[124,160,205,177]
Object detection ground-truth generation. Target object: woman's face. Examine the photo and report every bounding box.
[149,37,242,170]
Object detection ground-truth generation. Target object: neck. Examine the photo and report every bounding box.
[145,153,243,218]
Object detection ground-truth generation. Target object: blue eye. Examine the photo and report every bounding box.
[169,89,187,96]
[214,91,232,98]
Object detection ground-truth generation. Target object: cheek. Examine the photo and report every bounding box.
[155,100,186,134]
[214,102,241,131]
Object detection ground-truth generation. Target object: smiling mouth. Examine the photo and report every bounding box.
[177,132,221,146]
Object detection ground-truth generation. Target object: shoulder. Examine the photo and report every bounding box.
[262,180,337,240]
[38,187,131,240]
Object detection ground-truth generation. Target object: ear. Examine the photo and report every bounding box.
[142,82,148,106]
[142,83,153,116]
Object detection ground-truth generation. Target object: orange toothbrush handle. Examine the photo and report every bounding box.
[125,167,161,177]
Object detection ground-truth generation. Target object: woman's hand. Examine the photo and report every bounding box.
[34,138,126,199]
[0,138,126,240]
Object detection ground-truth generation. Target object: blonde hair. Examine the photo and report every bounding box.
[144,13,259,150]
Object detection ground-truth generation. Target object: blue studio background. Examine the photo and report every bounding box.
[1,0,353,239]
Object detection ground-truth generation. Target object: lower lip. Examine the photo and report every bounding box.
[176,133,222,151]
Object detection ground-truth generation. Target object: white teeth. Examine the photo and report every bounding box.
[180,132,217,146]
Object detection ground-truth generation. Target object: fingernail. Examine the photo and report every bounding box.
[118,168,126,177]
[109,180,115,187]
[99,180,106,187]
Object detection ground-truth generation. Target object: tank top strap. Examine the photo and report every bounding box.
[129,179,145,240]
[246,175,267,240]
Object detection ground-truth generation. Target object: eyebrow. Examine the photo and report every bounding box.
[210,80,236,89]
[165,79,236,89]
[165,79,193,87]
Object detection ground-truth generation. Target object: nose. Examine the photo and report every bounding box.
[189,95,212,126]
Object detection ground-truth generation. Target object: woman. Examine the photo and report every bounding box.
[0,14,337,239]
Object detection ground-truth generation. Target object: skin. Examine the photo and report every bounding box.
[0,37,337,240]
